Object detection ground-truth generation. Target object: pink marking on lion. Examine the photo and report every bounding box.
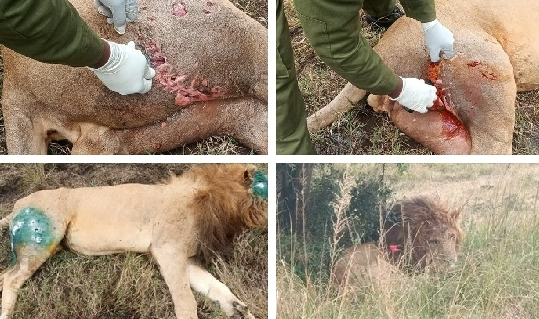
[172,1,187,17]
[389,245,400,252]
[141,39,227,107]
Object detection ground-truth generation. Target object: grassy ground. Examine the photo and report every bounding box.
[284,1,539,154]
[278,164,539,319]
[0,0,267,155]
[0,164,268,319]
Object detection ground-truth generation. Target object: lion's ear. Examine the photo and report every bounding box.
[243,167,254,183]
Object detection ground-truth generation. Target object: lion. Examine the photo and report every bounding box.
[332,197,463,294]
[0,164,268,319]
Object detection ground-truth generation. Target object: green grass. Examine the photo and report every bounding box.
[278,164,539,319]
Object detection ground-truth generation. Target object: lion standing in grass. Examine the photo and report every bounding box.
[333,197,463,294]
[0,164,267,319]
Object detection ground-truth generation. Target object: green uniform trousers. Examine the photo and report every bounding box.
[276,0,317,155]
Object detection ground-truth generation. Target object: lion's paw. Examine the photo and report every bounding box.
[231,301,255,319]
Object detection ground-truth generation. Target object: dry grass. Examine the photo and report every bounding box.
[0,164,268,319]
[0,0,266,155]
[284,1,539,154]
[278,164,539,319]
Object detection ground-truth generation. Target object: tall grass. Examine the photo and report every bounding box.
[277,164,539,319]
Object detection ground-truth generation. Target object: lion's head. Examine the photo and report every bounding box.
[383,196,463,272]
[182,164,268,262]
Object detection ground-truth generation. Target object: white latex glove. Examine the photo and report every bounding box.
[390,77,437,113]
[90,41,155,95]
[422,19,455,62]
[94,0,138,34]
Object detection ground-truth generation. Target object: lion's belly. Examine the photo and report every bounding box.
[62,186,160,255]
[64,220,153,255]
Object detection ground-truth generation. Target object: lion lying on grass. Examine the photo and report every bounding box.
[0,164,268,319]
[332,197,462,294]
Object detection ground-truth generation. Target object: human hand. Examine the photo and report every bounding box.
[95,0,138,34]
[389,77,437,113]
[422,19,455,62]
[90,40,155,95]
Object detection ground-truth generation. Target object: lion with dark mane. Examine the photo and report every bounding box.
[332,197,463,293]
[0,164,267,319]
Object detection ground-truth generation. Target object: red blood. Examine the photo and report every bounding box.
[467,61,480,67]
[439,110,467,139]
[481,71,496,80]
[172,2,187,17]
[425,60,468,140]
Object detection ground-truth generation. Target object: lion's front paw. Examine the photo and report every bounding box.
[231,301,255,319]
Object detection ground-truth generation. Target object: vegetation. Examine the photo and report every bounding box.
[277,164,539,319]
[0,164,268,319]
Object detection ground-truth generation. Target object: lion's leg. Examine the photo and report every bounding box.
[151,246,197,319]
[188,263,255,319]
[1,248,56,319]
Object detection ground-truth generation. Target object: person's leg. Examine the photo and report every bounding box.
[276,0,316,155]
[363,0,403,29]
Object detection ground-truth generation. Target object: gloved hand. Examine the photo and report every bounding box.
[95,0,138,34]
[422,19,455,62]
[389,77,437,113]
[90,40,155,95]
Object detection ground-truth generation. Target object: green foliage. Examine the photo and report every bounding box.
[342,176,392,246]
[277,164,393,283]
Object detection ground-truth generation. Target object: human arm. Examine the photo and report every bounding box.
[0,0,153,94]
[293,0,400,96]
[293,0,436,112]
[0,0,104,66]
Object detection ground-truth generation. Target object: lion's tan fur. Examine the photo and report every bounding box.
[182,165,268,262]
[0,164,267,319]
[1,0,268,154]
[332,197,462,294]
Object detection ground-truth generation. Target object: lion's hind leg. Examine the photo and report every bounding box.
[189,263,255,319]
[1,207,64,319]
[1,246,59,319]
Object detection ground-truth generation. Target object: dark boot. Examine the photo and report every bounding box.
[365,6,404,29]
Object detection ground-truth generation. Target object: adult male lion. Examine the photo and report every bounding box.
[332,197,462,293]
[0,164,268,319]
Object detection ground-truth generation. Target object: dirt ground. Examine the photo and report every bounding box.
[0,164,268,319]
[0,0,267,155]
[284,1,539,155]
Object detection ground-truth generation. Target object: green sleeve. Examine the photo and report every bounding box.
[0,0,104,67]
[293,0,400,95]
[399,0,437,22]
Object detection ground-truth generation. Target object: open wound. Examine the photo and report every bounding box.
[426,61,468,139]
[142,40,227,107]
